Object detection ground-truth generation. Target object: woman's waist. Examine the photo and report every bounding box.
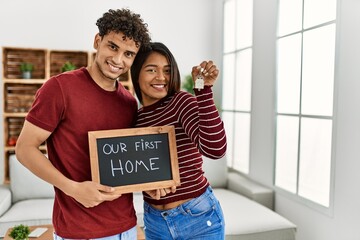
[144,186,216,217]
[150,198,193,210]
[145,184,209,210]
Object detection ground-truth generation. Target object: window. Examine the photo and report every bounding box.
[275,0,337,207]
[222,0,253,173]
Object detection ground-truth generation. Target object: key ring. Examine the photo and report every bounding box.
[195,67,204,90]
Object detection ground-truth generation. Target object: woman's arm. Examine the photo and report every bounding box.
[179,61,227,159]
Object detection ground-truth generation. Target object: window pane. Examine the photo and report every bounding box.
[236,0,253,49]
[233,112,250,173]
[222,111,234,168]
[278,0,302,36]
[222,53,236,110]
[302,24,336,116]
[223,0,236,53]
[235,49,252,111]
[299,118,332,207]
[222,0,253,174]
[276,0,336,209]
[275,115,299,193]
[277,34,302,114]
[304,0,337,29]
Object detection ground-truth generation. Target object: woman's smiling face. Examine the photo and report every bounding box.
[139,52,171,106]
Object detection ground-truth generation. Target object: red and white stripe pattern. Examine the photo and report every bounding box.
[136,86,227,205]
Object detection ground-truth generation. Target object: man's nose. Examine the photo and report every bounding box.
[112,52,124,64]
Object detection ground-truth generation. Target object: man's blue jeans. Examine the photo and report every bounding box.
[143,186,225,240]
[53,225,137,240]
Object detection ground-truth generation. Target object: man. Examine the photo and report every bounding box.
[15,9,151,239]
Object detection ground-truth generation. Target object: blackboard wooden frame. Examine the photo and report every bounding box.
[88,126,180,194]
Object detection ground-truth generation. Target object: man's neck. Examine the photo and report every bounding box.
[87,65,117,91]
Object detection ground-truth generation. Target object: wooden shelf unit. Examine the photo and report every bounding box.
[2,47,133,183]
[49,50,89,77]
[3,47,47,80]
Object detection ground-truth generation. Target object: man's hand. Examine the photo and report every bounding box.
[145,186,177,200]
[66,181,122,208]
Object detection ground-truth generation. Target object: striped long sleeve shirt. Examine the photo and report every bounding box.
[135,86,227,204]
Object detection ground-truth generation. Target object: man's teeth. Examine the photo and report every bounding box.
[109,64,120,72]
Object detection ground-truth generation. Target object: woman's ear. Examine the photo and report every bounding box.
[93,33,101,50]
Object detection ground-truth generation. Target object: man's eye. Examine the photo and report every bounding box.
[125,52,135,58]
[109,45,117,50]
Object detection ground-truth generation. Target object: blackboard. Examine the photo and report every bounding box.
[88,126,180,194]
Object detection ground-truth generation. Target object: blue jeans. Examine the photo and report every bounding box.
[53,226,137,240]
[143,186,225,240]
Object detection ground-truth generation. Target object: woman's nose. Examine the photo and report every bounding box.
[156,71,166,80]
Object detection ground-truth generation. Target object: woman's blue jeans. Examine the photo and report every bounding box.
[143,186,225,240]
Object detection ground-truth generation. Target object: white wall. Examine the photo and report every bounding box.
[2,0,360,240]
[0,0,223,78]
[0,0,223,180]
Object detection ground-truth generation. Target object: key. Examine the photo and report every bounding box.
[195,68,205,90]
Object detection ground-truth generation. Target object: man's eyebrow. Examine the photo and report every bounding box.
[108,40,137,55]
[108,40,119,48]
[126,50,137,56]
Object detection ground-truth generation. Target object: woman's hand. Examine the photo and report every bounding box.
[191,60,219,87]
[145,186,177,200]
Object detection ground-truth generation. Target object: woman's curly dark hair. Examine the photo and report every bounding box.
[96,9,151,48]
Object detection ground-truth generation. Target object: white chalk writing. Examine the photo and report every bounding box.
[110,157,160,176]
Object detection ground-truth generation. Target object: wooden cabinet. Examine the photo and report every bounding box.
[2,47,133,183]
[2,47,47,183]
[49,50,89,76]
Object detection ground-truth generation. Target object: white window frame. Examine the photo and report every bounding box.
[274,0,338,215]
[222,0,254,174]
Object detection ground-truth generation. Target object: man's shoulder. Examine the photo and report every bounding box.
[44,67,88,89]
[52,67,86,80]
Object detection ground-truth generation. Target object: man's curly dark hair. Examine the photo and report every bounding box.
[96,9,151,48]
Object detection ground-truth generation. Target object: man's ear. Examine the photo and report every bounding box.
[93,33,101,50]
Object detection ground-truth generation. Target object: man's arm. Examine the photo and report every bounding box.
[15,120,122,208]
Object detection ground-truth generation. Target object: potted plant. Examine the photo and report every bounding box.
[61,61,76,72]
[20,62,34,79]
[8,224,30,240]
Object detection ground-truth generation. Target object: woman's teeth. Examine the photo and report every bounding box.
[152,84,165,89]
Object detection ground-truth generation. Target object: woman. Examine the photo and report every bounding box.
[131,42,227,240]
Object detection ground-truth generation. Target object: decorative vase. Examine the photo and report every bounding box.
[22,71,32,79]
